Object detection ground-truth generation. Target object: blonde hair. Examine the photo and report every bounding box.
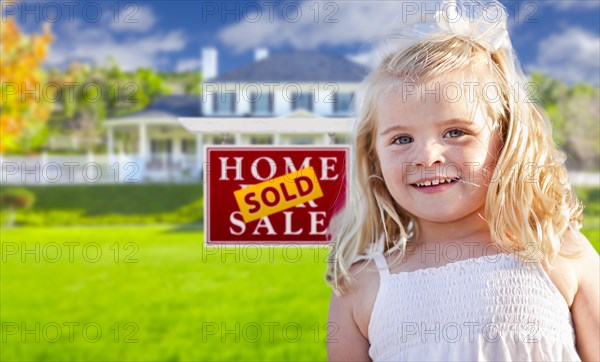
[325,34,584,296]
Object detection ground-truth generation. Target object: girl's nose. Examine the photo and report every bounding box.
[412,141,446,167]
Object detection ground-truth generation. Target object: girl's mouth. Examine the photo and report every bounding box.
[410,178,460,193]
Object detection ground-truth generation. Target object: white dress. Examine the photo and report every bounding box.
[364,243,581,361]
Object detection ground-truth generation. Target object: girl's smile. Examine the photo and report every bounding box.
[409,176,460,194]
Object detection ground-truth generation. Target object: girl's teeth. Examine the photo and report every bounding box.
[416,178,456,187]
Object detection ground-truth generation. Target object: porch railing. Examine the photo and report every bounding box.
[0,153,201,185]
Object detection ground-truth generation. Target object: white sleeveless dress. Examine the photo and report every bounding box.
[362,241,581,361]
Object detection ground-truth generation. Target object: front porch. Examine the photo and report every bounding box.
[106,117,204,182]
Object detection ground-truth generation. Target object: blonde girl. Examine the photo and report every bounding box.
[326,1,599,360]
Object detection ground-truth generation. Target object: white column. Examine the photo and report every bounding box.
[196,133,204,177]
[172,136,182,163]
[323,133,330,145]
[273,133,281,145]
[107,127,114,161]
[139,123,147,159]
[235,132,242,145]
[86,150,95,163]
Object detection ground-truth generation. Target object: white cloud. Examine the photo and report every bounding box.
[46,19,186,71]
[217,0,518,65]
[108,4,157,33]
[528,27,600,86]
[217,1,413,53]
[176,58,201,72]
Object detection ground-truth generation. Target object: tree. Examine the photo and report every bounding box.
[529,72,600,170]
[0,2,53,153]
[46,61,170,152]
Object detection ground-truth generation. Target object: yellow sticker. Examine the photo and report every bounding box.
[234,166,324,223]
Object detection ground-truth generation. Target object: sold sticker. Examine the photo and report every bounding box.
[233,166,324,223]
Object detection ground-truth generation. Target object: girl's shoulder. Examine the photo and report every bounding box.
[343,258,383,340]
[545,229,598,308]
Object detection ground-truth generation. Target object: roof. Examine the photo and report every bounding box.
[211,50,369,82]
[115,95,202,120]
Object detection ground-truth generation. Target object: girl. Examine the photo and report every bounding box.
[325,1,599,361]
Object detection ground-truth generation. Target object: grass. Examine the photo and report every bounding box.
[0,226,331,361]
[1,225,598,361]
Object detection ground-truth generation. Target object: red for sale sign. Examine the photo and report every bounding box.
[204,146,349,245]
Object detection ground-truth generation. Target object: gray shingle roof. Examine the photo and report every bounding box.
[211,50,369,82]
[118,95,201,119]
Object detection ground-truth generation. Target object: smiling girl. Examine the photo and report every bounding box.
[325,1,599,361]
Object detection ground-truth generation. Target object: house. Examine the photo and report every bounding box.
[201,48,366,119]
[104,48,368,182]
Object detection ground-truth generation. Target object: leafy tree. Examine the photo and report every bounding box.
[0,2,53,153]
[529,72,600,170]
[46,62,170,151]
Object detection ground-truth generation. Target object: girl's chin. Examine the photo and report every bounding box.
[408,209,474,224]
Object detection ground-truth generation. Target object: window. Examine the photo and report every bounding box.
[150,139,172,162]
[151,139,172,154]
[290,136,314,145]
[333,134,350,144]
[292,92,313,111]
[181,139,196,154]
[251,92,274,115]
[212,134,235,144]
[250,135,273,145]
[333,92,354,114]
[213,92,236,114]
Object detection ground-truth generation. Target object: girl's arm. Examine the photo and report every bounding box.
[327,289,371,361]
[571,231,600,361]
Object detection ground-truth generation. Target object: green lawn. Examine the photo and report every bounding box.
[0,226,331,361]
[1,225,598,361]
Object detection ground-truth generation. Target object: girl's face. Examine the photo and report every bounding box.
[374,72,502,225]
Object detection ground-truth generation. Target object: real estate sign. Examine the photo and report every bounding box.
[205,146,348,245]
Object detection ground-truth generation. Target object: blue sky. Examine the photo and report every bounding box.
[6,0,600,85]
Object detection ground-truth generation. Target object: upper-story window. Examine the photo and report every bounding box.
[291,92,313,112]
[250,135,273,145]
[213,92,236,115]
[333,92,354,115]
[251,92,274,115]
[212,134,235,144]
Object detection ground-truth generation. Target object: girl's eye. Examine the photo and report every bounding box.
[392,135,413,145]
[445,129,465,138]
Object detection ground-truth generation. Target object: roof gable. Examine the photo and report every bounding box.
[211,50,369,83]
[116,95,202,120]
